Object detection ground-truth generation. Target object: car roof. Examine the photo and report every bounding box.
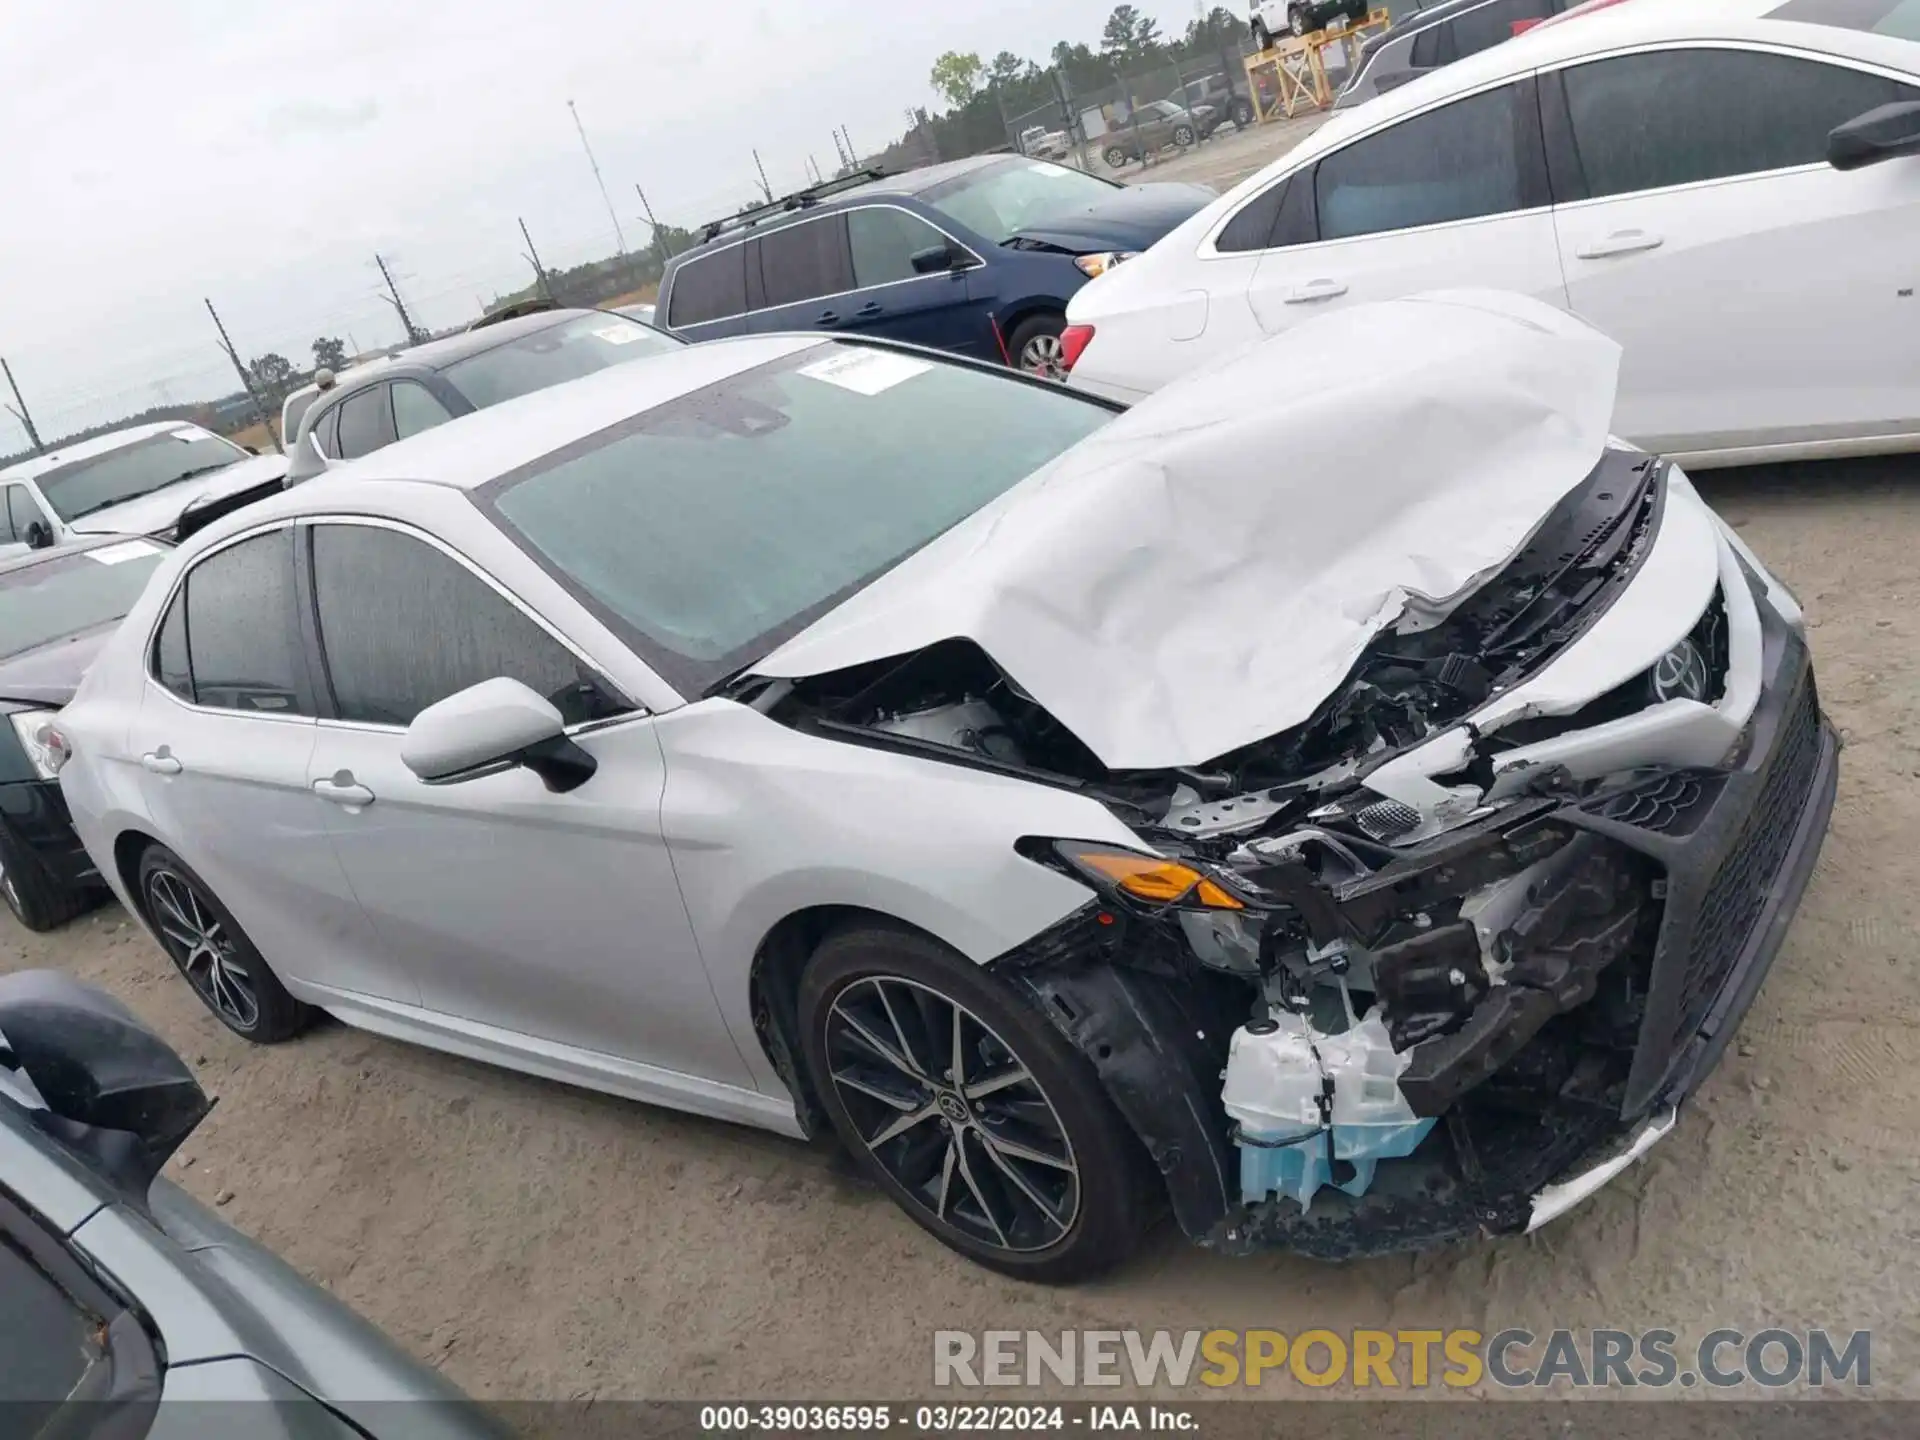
[264,333,827,502]
[0,420,221,485]
[0,534,169,578]
[1244,0,1911,176]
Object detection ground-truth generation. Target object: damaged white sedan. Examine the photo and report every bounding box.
[55,291,1837,1281]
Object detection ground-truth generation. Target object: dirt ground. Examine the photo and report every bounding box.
[4,453,1915,1403]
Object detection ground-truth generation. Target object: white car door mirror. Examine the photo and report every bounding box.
[1828,101,1920,172]
[399,677,596,792]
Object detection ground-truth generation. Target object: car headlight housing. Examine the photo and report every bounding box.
[1073,251,1140,279]
[1026,838,1246,911]
[8,710,70,780]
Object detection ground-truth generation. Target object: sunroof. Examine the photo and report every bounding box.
[1767,0,1920,41]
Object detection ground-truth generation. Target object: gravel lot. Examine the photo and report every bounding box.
[6,454,1917,1404]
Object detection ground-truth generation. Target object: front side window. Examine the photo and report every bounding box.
[441,315,679,410]
[32,429,247,524]
[1558,47,1920,201]
[666,249,750,327]
[8,486,50,539]
[0,542,167,659]
[333,385,397,460]
[484,342,1113,694]
[391,381,455,440]
[757,216,855,307]
[175,531,304,713]
[920,158,1122,243]
[847,207,955,286]
[1315,81,1535,241]
[310,524,625,728]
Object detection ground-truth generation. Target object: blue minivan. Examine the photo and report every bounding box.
[657,157,1213,376]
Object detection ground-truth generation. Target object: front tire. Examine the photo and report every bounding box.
[0,831,86,933]
[1172,123,1196,148]
[137,844,311,1043]
[1252,19,1273,49]
[1007,312,1069,380]
[797,923,1148,1282]
[1102,143,1128,170]
[1289,5,1311,35]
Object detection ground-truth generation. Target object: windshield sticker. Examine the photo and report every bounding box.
[169,427,206,442]
[84,540,162,566]
[798,349,933,396]
[594,325,646,345]
[1027,162,1073,176]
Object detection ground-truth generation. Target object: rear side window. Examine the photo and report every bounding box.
[172,531,305,714]
[1315,81,1538,241]
[154,591,191,700]
[667,248,749,326]
[757,216,855,306]
[1557,48,1919,201]
[310,524,625,728]
[310,405,342,457]
[1216,181,1288,252]
[334,385,397,460]
[1440,0,1554,62]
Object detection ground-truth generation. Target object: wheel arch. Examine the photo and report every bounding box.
[747,903,956,1137]
[111,828,160,928]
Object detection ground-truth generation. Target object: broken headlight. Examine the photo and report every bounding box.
[1023,838,1247,911]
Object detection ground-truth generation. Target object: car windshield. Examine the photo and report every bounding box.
[442,314,681,410]
[485,343,1112,693]
[920,159,1121,244]
[0,542,167,659]
[34,431,247,523]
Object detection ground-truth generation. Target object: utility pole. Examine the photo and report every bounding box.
[204,298,284,453]
[840,125,857,167]
[830,128,850,171]
[568,99,629,254]
[518,217,555,301]
[634,184,669,263]
[752,149,774,203]
[374,253,426,346]
[0,358,43,455]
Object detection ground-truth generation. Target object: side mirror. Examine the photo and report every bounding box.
[24,521,52,551]
[910,243,966,275]
[400,677,596,793]
[1828,100,1920,171]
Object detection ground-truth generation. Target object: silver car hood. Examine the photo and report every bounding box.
[752,290,1622,770]
[68,452,290,538]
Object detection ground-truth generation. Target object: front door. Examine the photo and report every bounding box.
[128,527,405,1002]
[1544,45,1920,454]
[1247,77,1568,336]
[298,518,754,1090]
[842,205,991,356]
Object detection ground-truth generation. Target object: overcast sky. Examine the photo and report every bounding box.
[0,0,1209,446]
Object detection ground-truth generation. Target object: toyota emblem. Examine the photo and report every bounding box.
[1650,639,1709,703]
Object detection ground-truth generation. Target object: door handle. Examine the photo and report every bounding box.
[1284,279,1348,304]
[1576,229,1664,260]
[313,773,375,808]
[140,749,182,776]
[854,302,884,319]
[814,310,842,327]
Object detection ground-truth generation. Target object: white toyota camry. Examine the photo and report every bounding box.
[53,296,1835,1279]
[1062,0,1920,469]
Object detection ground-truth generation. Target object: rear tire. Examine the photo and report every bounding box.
[136,844,312,1043]
[0,831,86,933]
[796,922,1148,1283]
[1232,97,1255,127]
[1252,19,1273,49]
[1290,5,1310,35]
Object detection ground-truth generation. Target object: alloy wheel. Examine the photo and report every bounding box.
[823,976,1080,1254]
[147,869,259,1031]
[1020,333,1067,379]
[0,863,17,917]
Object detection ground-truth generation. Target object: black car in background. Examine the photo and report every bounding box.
[1335,0,1569,108]
[0,536,170,930]
[291,307,681,465]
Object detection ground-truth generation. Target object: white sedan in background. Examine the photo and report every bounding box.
[1064,0,1920,468]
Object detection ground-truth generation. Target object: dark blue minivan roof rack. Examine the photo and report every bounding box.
[699,168,890,244]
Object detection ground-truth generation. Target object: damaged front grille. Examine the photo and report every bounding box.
[1673,674,1822,1037]
[1585,770,1723,836]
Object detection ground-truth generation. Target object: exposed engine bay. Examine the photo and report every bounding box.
[744,448,1832,1256]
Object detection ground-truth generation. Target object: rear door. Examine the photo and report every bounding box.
[744,213,859,336]
[1543,44,1920,454]
[331,383,399,461]
[1247,76,1567,335]
[663,244,752,339]
[129,527,405,1002]
[842,204,992,356]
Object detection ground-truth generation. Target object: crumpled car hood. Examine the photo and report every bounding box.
[752,290,1621,771]
[68,452,289,538]
[1009,181,1217,254]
